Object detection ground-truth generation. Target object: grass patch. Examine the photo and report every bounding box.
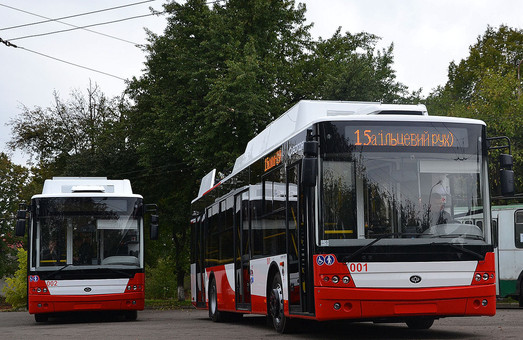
[145,299,193,310]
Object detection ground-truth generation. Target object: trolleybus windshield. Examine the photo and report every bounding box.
[319,121,487,247]
[32,197,143,270]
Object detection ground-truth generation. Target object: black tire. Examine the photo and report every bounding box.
[405,317,434,329]
[34,313,48,323]
[124,310,138,321]
[268,273,292,333]
[208,278,223,322]
[519,281,523,308]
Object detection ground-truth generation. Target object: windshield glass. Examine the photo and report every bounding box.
[318,121,487,247]
[32,197,143,269]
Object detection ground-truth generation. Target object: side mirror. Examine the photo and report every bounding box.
[301,137,319,187]
[499,154,515,197]
[301,158,318,187]
[150,215,159,240]
[16,219,26,237]
[500,169,515,197]
[15,206,27,237]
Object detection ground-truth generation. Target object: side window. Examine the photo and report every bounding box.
[206,204,220,267]
[515,210,523,249]
[252,166,286,257]
[219,197,234,262]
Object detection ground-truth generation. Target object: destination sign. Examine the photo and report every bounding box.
[264,148,282,172]
[345,126,469,148]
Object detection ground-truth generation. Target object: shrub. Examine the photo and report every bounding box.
[145,256,178,300]
[2,248,27,309]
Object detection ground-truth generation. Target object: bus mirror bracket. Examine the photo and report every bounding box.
[15,203,27,237]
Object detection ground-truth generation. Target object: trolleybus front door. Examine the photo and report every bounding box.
[235,191,251,310]
[288,164,313,314]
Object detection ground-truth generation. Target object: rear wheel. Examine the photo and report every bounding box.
[268,273,292,333]
[208,278,223,322]
[405,317,434,329]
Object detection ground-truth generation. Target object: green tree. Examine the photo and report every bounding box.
[297,28,418,103]
[0,154,30,278]
[8,81,139,179]
[426,25,523,195]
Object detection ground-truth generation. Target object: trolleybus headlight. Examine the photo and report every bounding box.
[333,302,341,310]
[342,276,350,284]
[475,273,481,281]
[482,273,489,281]
[323,276,329,282]
[482,299,488,306]
[37,288,41,293]
[332,276,339,284]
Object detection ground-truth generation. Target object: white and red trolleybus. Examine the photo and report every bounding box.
[190,100,514,333]
[15,177,159,322]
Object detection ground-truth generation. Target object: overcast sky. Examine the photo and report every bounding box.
[1,0,521,165]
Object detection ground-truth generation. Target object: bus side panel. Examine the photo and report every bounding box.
[205,264,236,312]
[250,255,288,315]
[496,209,523,298]
[27,273,145,314]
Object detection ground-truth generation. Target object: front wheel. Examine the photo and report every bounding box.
[124,310,138,321]
[405,317,434,329]
[268,273,292,333]
[34,313,48,323]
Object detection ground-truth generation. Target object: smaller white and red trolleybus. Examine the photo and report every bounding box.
[16,177,159,322]
[190,100,514,333]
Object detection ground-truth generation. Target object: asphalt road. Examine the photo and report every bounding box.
[0,306,521,339]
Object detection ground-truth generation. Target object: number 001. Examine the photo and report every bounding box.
[349,263,367,272]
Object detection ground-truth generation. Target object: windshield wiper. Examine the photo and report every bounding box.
[433,233,484,240]
[430,242,484,260]
[46,263,72,278]
[341,233,419,262]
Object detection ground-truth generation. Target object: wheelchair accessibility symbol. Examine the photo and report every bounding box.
[316,255,325,266]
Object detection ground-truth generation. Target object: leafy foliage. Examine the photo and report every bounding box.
[0,154,30,278]
[145,256,178,300]
[2,248,27,309]
[426,25,523,195]
[8,81,138,178]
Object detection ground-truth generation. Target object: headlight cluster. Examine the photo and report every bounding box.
[473,271,494,284]
[31,287,48,294]
[126,284,143,291]
[322,275,351,285]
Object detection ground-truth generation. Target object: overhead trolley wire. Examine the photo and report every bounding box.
[1,36,126,81]
[0,1,161,45]
[6,12,161,42]
[0,0,158,31]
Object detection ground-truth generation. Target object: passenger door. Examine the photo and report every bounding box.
[234,190,251,310]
